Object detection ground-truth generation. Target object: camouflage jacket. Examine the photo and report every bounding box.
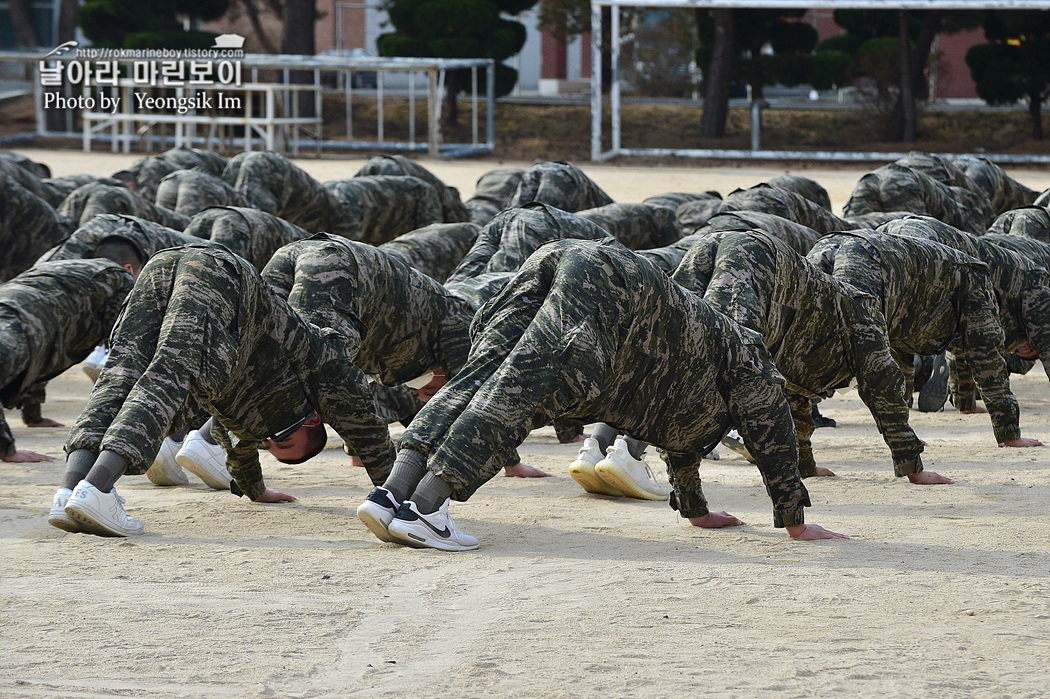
[262,233,475,384]
[987,206,1050,243]
[765,174,832,211]
[465,167,525,225]
[954,156,1038,215]
[354,155,470,223]
[699,211,823,256]
[59,183,191,230]
[0,172,74,282]
[378,221,480,284]
[576,202,681,250]
[672,229,923,476]
[720,183,851,234]
[122,146,228,201]
[184,206,311,271]
[155,170,249,216]
[324,175,444,244]
[808,230,1020,443]
[35,214,198,265]
[507,161,614,212]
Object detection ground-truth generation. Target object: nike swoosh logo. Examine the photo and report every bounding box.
[418,516,451,539]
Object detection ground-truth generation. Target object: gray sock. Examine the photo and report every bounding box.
[624,436,647,461]
[61,449,98,490]
[200,419,217,445]
[383,449,427,502]
[410,472,453,515]
[591,423,619,454]
[85,450,130,493]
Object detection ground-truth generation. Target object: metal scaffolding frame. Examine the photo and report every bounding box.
[590,0,1050,162]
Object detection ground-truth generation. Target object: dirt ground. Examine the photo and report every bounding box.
[2,151,1050,698]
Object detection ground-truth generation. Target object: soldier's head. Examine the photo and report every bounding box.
[262,412,328,464]
[1015,340,1039,361]
[91,236,147,279]
[406,367,447,403]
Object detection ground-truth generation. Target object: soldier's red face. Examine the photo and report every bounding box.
[412,372,447,403]
[1015,341,1039,361]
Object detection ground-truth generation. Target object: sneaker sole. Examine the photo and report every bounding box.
[568,460,624,496]
[146,462,188,487]
[64,504,139,537]
[721,438,756,464]
[176,454,230,490]
[387,522,479,552]
[594,462,668,501]
[917,360,949,413]
[47,512,81,533]
[356,501,398,543]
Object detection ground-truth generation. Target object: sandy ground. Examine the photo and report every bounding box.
[2,151,1050,698]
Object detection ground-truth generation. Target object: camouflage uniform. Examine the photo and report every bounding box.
[953,156,1038,215]
[882,219,1050,409]
[765,174,832,211]
[65,245,395,499]
[400,238,811,526]
[58,183,191,230]
[808,230,1022,445]
[42,174,126,201]
[643,191,722,211]
[843,163,993,234]
[0,260,134,457]
[674,195,727,235]
[444,271,514,309]
[465,167,524,225]
[634,234,705,274]
[0,156,65,207]
[35,214,198,265]
[354,155,470,223]
[183,206,311,271]
[445,203,613,284]
[672,230,923,477]
[323,175,445,245]
[122,146,228,202]
[154,170,249,216]
[262,233,475,386]
[987,206,1050,243]
[720,183,852,234]
[222,151,345,235]
[576,202,681,250]
[0,172,74,282]
[377,222,480,284]
[699,211,823,256]
[844,211,915,229]
[0,151,50,179]
[1035,188,1050,207]
[507,161,614,213]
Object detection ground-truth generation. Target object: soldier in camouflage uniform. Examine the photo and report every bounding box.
[953,156,1038,215]
[35,214,197,266]
[0,151,50,179]
[183,206,311,271]
[507,161,614,213]
[673,195,726,235]
[765,174,832,211]
[576,202,681,250]
[671,229,939,482]
[446,203,612,284]
[221,151,346,235]
[115,146,228,202]
[354,155,470,223]
[154,169,249,216]
[843,163,993,234]
[359,238,847,550]
[42,174,127,201]
[699,211,823,256]
[0,171,74,282]
[58,182,191,230]
[882,218,1050,412]
[465,167,524,225]
[807,230,1043,451]
[1,257,137,463]
[987,206,1050,243]
[324,175,445,245]
[377,221,479,284]
[0,155,66,207]
[53,245,396,536]
[720,183,852,234]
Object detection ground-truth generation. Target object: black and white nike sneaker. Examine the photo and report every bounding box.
[387,498,479,551]
[356,487,401,543]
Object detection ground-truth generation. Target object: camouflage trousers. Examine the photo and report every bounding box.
[398,247,630,501]
[65,251,245,474]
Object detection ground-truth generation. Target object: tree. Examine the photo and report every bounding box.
[967,12,1050,139]
[79,0,230,49]
[379,0,536,126]
[7,0,42,47]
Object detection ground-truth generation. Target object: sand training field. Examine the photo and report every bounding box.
[1,150,1049,698]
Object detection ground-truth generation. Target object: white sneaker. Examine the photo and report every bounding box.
[82,345,109,382]
[721,429,756,464]
[568,437,624,496]
[146,437,189,486]
[356,487,401,543]
[64,480,143,537]
[387,499,479,551]
[47,488,79,532]
[594,438,669,501]
[175,430,231,490]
